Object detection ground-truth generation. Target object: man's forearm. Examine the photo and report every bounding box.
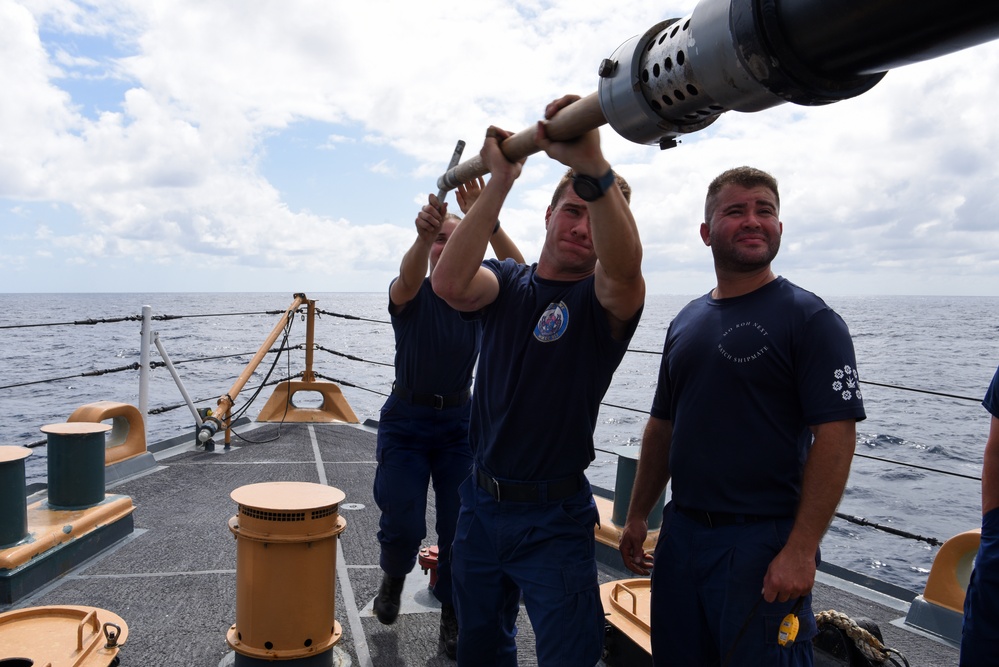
[786,420,855,556]
[762,420,855,601]
[591,188,643,282]
[982,416,999,514]
[590,181,645,329]
[618,416,671,575]
[432,173,514,308]
[626,417,673,523]
[391,237,432,305]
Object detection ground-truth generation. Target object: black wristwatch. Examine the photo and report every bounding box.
[572,168,616,202]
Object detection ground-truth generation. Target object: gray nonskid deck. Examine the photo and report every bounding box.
[3,422,959,666]
[4,423,557,666]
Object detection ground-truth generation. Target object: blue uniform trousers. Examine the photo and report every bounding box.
[373,394,472,605]
[650,503,816,667]
[451,475,604,666]
[961,507,999,666]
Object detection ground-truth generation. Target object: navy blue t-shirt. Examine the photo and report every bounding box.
[389,278,480,395]
[469,259,639,481]
[985,366,999,418]
[651,277,866,516]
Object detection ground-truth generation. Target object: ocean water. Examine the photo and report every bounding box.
[1,291,997,594]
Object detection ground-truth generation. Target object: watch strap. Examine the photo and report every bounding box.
[594,168,616,194]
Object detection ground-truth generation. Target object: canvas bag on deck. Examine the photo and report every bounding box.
[813,614,910,667]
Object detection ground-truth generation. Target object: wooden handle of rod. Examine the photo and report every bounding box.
[436,92,606,192]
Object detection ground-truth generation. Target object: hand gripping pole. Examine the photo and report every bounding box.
[436,92,607,196]
[436,140,466,204]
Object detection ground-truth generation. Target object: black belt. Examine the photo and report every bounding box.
[675,506,776,528]
[476,468,584,503]
[391,382,470,410]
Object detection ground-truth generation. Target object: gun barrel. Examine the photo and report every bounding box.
[772,0,999,78]
[437,0,999,188]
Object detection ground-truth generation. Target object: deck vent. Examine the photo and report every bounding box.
[240,507,306,523]
[227,481,347,664]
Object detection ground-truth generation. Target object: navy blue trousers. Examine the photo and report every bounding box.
[450,474,603,666]
[961,506,999,666]
[373,394,472,605]
[650,503,816,667]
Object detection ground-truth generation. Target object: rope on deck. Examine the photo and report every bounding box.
[815,610,910,666]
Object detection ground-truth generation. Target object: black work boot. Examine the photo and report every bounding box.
[440,602,458,659]
[373,573,406,625]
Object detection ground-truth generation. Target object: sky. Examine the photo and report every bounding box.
[1,0,998,297]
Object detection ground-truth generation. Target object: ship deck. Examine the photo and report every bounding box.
[3,421,960,666]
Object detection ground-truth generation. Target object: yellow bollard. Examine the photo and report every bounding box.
[68,401,147,465]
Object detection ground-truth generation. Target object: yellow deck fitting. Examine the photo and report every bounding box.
[922,528,981,613]
[1,428,134,604]
[601,578,652,656]
[593,495,659,553]
[68,401,148,465]
[904,527,981,642]
[227,481,347,661]
[255,297,359,424]
[256,380,359,423]
[0,604,128,667]
[0,495,136,573]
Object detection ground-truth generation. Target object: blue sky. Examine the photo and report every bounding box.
[2,0,998,296]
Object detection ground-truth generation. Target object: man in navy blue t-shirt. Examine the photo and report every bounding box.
[620,166,866,666]
[960,365,999,666]
[373,178,522,660]
[432,95,645,666]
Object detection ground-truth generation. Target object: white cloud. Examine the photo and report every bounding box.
[318,134,354,150]
[0,0,997,295]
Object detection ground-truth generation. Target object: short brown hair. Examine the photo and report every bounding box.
[704,167,779,222]
[549,167,632,210]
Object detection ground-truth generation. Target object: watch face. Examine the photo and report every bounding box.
[572,175,601,202]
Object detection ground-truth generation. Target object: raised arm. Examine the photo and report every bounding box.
[457,176,525,264]
[432,127,525,312]
[535,95,645,336]
[390,195,447,310]
[762,418,856,603]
